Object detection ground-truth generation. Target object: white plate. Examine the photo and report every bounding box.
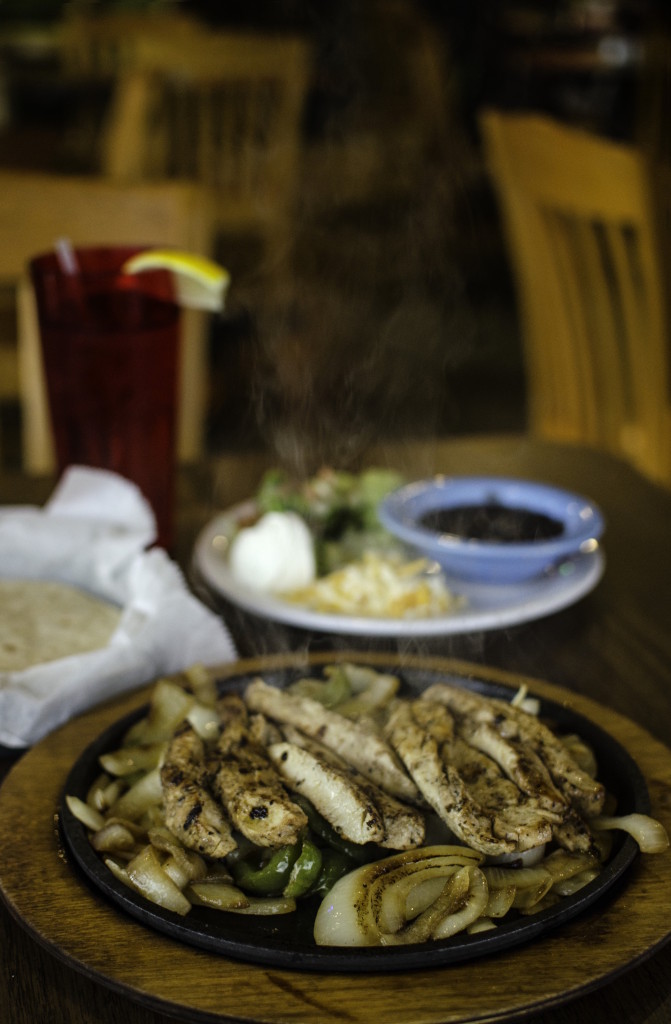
[192,503,605,637]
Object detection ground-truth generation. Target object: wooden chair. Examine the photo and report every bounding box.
[0,172,215,472]
[57,9,204,81]
[100,30,312,299]
[480,110,670,486]
[53,10,207,175]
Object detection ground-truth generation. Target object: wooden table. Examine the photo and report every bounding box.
[2,434,671,1023]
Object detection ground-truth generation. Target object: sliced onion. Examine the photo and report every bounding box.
[517,890,560,916]
[162,850,208,889]
[99,742,166,777]
[511,874,553,910]
[124,679,194,744]
[314,865,372,945]
[65,794,105,832]
[108,847,192,916]
[331,665,400,717]
[432,867,489,939]
[147,827,208,887]
[404,875,452,920]
[188,880,249,910]
[484,863,555,910]
[375,862,464,935]
[483,864,552,890]
[186,702,221,742]
[381,867,472,945]
[226,894,297,915]
[109,766,163,822]
[86,772,114,812]
[485,884,516,918]
[468,916,497,934]
[590,813,670,854]
[313,845,482,947]
[510,684,540,717]
[90,821,137,853]
[541,849,598,883]
[551,867,600,897]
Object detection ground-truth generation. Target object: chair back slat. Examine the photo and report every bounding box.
[480,110,670,485]
[100,30,312,294]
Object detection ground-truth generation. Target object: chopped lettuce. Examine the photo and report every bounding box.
[253,467,405,575]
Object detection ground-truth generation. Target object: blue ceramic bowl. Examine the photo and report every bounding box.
[378,476,605,584]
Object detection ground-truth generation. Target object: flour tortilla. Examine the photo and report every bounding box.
[0,579,122,672]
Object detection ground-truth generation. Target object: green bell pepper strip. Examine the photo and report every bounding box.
[283,837,323,898]
[231,843,300,895]
[309,848,352,896]
[288,670,352,708]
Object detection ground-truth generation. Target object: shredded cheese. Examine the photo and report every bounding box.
[281,552,464,619]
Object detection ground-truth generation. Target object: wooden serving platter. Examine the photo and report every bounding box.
[1,651,671,1024]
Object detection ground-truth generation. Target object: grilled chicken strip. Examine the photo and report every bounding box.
[408,697,456,743]
[245,678,419,803]
[500,703,605,818]
[267,741,386,845]
[280,723,425,850]
[160,721,236,858]
[209,695,307,848]
[248,711,283,747]
[384,701,515,857]
[422,683,605,817]
[446,733,525,806]
[552,808,599,855]
[446,735,561,851]
[462,720,567,814]
[407,699,558,852]
[211,693,249,757]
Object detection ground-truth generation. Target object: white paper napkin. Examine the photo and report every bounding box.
[0,466,237,749]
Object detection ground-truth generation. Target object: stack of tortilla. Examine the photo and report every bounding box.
[0,579,121,673]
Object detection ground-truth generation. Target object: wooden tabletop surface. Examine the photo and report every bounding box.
[2,433,671,1024]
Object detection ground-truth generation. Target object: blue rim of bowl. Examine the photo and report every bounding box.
[378,476,605,561]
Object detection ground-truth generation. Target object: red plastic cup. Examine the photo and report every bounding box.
[29,246,181,550]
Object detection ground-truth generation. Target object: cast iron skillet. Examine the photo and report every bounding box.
[59,664,647,972]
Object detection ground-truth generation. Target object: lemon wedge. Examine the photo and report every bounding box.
[122,249,230,312]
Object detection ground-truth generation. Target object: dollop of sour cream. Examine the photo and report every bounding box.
[228,511,317,593]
